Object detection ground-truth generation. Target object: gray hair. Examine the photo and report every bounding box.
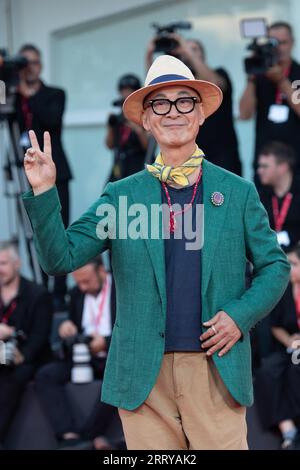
[0,240,20,261]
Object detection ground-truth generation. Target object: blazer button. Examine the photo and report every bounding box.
[159,332,165,338]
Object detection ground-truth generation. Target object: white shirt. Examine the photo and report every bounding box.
[81,273,112,339]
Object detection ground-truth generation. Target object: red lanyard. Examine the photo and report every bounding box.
[120,124,131,147]
[1,300,17,324]
[162,167,202,233]
[272,192,293,232]
[275,65,290,104]
[295,295,300,330]
[91,277,109,330]
[21,96,33,130]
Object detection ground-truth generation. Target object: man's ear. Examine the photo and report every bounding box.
[98,265,106,280]
[142,110,150,132]
[14,258,21,273]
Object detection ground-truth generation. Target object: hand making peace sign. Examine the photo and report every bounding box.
[23,130,56,195]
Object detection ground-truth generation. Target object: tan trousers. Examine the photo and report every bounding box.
[118,352,248,450]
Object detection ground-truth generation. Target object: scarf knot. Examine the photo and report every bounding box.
[146,145,204,187]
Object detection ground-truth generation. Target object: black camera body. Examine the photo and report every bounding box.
[108,98,126,128]
[0,49,28,89]
[0,49,28,117]
[63,332,92,349]
[108,113,123,128]
[244,38,279,76]
[151,21,192,54]
[241,18,279,76]
[53,333,92,361]
[52,333,94,383]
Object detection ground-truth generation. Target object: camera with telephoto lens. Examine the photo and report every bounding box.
[0,49,28,117]
[151,21,192,54]
[3,330,27,367]
[53,333,94,383]
[241,18,279,76]
[53,332,91,359]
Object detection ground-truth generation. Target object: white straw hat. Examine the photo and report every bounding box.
[123,54,223,125]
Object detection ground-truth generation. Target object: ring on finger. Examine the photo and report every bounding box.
[211,325,218,335]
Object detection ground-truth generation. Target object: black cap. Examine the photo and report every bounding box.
[118,74,141,92]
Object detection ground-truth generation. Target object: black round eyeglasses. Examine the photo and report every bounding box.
[144,96,201,115]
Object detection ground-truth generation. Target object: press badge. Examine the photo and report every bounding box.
[277,230,290,247]
[19,131,31,149]
[268,104,289,123]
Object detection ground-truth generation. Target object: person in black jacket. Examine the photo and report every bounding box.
[258,141,300,252]
[255,244,300,449]
[239,22,300,186]
[105,74,149,182]
[35,255,119,448]
[15,43,72,310]
[0,240,52,447]
[251,141,300,365]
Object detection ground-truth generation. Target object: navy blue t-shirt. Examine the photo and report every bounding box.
[161,181,203,351]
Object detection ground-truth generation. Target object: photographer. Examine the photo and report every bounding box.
[0,240,52,448]
[258,141,300,252]
[255,244,300,449]
[15,44,72,310]
[35,256,117,448]
[146,33,242,175]
[105,74,149,182]
[251,141,300,365]
[239,22,300,183]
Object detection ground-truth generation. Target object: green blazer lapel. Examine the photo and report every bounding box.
[202,160,232,296]
[130,171,167,311]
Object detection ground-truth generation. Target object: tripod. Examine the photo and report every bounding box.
[0,113,42,283]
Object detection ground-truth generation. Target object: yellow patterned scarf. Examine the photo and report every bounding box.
[146,145,204,187]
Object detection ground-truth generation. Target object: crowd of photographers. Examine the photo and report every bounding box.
[0,241,126,449]
[1,18,300,449]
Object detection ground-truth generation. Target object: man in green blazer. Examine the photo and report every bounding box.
[22,55,290,450]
